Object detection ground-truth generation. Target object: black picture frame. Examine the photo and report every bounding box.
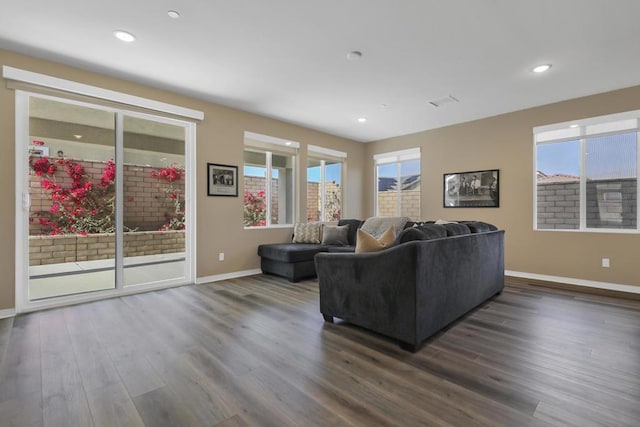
[443,169,499,208]
[207,163,238,197]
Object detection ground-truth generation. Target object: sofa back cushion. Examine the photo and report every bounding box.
[460,221,498,233]
[355,227,396,253]
[338,219,363,246]
[442,223,471,236]
[395,224,447,244]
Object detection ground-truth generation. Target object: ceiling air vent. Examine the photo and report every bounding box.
[428,95,459,108]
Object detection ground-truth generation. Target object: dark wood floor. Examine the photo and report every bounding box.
[1,275,639,426]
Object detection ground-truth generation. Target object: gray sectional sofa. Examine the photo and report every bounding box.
[315,222,504,351]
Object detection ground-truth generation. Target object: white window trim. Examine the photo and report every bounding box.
[374,147,420,164]
[307,145,346,222]
[308,144,347,160]
[3,66,204,120]
[243,132,298,228]
[374,148,421,217]
[533,112,640,233]
[14,91,197,313]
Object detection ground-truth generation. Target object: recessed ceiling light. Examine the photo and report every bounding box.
[167,10,180,19]
[569,124,579,128]
[346,51,363,61]
[357,117,367,123]
[114,30,136,43]
[73,134,83,139]
[532,64,552,73]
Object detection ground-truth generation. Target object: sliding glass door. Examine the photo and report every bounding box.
[122,114,187,286]
[19,93,194,306]
[27,96,117,300]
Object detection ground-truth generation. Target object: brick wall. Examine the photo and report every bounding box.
[29,158,184,233]
[306,181,341,221]
[29,230,185,266]
[377,189,421,219]
[537,178,636,229]
[307,182,320,221]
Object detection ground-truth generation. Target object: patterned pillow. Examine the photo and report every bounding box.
[292,222,322,244]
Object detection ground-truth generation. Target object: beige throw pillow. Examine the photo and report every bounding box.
[355,227,396,253]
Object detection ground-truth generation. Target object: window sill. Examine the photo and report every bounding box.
[534,227,639,235]
[244,224,294,230]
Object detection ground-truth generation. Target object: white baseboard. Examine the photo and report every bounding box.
[505,270,640,294]
[196,269,262,285]
[0,308,16,319]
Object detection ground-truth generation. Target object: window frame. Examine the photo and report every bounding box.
[243,132,298,229]
[307,145,346,222]
[533,111,640,234]
[374,148,421,218]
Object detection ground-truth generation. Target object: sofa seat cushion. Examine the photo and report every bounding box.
[258,243,327,263]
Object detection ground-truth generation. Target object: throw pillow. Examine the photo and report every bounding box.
[321,224,349,246]
[292,222,321,244]
[338,218,363,246]
[355,227,396,253]
[435,219,458,225]
[360,216,410,239]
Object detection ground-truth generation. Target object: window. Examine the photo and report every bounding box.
[374,148,421,219]
[534,111,639,231]
[307,145,346,221]
[243,132,297,227]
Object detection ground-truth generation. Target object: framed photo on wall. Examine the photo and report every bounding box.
[207,163,238,196]
[443,169,499,208]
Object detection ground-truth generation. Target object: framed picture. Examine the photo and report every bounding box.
[443,169,499,208]
[207,163,238,196]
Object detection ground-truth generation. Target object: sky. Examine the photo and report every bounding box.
[537,133,637,179]
[377,159,420,178]
[245,163,341,183]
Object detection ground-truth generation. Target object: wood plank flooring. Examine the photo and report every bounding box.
[0,275,639,426]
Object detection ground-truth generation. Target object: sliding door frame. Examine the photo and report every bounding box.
[14,90,197,313]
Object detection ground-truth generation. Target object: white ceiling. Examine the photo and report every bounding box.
[2,1,640,143]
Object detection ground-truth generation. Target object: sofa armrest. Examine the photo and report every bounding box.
[315,243,418,344]
[414,230,505,341]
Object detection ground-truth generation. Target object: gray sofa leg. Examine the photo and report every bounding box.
[399,341,420,352]
[322,314,334,323]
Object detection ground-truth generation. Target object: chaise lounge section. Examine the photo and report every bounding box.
[257,219,363,282]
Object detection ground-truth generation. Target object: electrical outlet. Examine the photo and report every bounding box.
[219,253,225,261]
[602,258,610,268]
